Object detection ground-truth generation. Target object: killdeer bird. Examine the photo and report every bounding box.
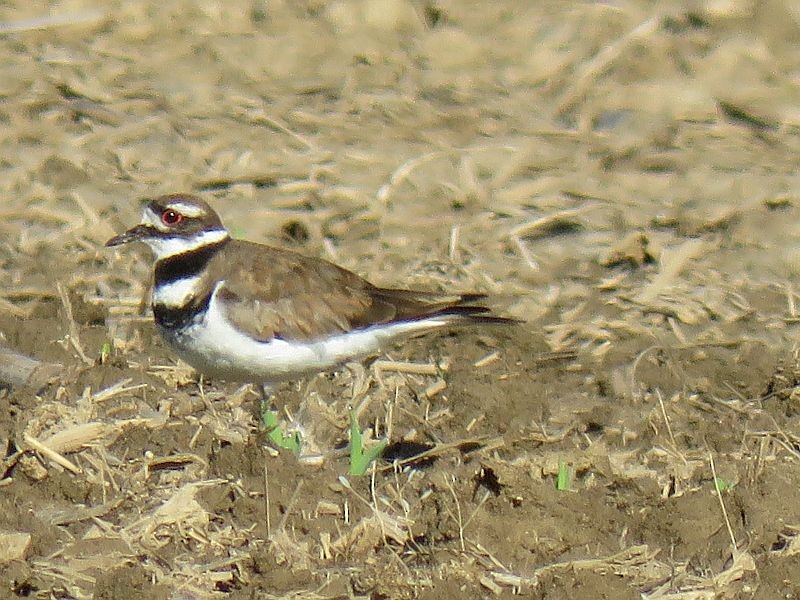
[106,194,515,391]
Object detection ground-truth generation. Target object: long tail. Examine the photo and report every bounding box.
[424,300,521,325]
[370,288,521,325]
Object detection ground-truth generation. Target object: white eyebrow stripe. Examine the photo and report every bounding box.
[166,202,207,218]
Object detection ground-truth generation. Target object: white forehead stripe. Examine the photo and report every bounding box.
[144,229,229,260]
[142,206,163,229]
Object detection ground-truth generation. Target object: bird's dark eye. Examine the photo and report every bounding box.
[161,209,182,226]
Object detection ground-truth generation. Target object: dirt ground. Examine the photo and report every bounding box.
[2,0,800,598]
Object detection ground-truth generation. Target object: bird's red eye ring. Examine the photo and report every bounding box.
[161,209,182,226]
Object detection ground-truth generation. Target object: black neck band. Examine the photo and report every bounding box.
[154,236,229,285]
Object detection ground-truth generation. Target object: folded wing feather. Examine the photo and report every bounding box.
[211,241,506,342]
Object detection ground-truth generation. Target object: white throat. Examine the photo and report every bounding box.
[144,229,229,260]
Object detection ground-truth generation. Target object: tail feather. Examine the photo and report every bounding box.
[369,287,520,326]
[427,303,521,325]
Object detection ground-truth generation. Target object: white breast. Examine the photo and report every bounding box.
[164,282,450,383]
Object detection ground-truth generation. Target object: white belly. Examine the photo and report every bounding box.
[158,284,448,383]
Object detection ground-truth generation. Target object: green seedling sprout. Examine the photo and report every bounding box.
[556,459,571,491]
[261,406,302,454]
[714,477,734,493]
[349,408,387,476]
[99,341,112,364]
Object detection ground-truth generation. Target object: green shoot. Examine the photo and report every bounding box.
[714,477,734,493]
[556,459,571,491]
[349,409,387,476]
[261,407,302,454]
[99,341,112,364]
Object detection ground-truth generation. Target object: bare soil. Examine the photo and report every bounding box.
[2,1,800,598]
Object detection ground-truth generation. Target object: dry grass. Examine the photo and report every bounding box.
[1,0,800,598]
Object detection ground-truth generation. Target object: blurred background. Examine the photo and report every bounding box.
[2,1,800,598]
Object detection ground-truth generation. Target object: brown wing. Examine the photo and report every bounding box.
[210,241,512,343]
[209,241,383,342]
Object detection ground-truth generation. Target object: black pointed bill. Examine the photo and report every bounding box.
[105,224,157,247]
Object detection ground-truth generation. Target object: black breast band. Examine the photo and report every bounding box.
[153,292,213,330]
